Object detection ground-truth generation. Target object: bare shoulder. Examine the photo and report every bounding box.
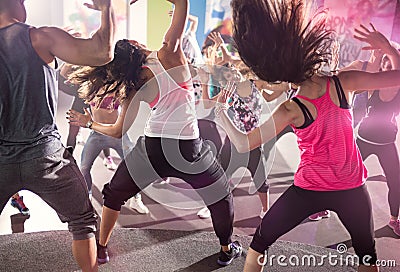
[336,70,359,92]
[29,26,60,63]
[277,100,302,125]
[158,46,186,68]
[30,26,57,43]
[30,26,70,50]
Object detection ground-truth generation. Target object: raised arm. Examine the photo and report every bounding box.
[208,32,241,66]
[341,49,384,72]
[187,14,199,34]
[162,0,189,53]
[339,24,400,92]
[31,0,115,66]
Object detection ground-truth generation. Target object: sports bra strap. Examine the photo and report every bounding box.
[332,75,351,109]
[292,97,315,129]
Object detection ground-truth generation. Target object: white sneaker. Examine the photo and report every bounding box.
[103,156,117,171]
[260,209,268,218]
[197,207,211,219]
[130,195,149,214]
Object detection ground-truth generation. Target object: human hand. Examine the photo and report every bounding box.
[84,0,111,11]
[217,81,236,105]
[215,81,236,117]
[354,23,391,51]
[209,32,224,48]
[67,108,93,128]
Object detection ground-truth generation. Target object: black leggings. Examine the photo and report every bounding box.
[357,138,400,217]
[102,136,234,246]
[220,136,269,193]
[198,119,269,193]
[251,185,377,264]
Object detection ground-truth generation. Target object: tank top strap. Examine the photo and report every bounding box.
[291,97,315,129]
[332,75,351,109]
[293,94,315,104]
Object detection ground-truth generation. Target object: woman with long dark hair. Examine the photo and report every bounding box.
[67,0,242,266]
[356,54,400,237]
[214,0,400,271]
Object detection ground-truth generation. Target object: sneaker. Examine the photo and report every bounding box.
[260,209,268,218]
[308,210,331,221]
[97,241,110,264]
[197,207,211,219]
[103,156,117,171]
[217,241,243,266]
[11,196,30,216]
[130,195,149,214]
[320,210,331,218]
[389,219,400,236]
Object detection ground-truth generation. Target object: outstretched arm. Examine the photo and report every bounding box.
[67,91,141,138]
[341,49,384,72]
[339,24,400,92]
[208,32,241,66]
[215,83,299,152]
[31,0,115,66]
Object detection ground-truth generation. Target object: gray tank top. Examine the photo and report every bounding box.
[0,23,61,163]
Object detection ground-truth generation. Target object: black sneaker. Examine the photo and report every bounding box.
[97,241,110,264]
[11,196,30,216]
[217,241,243,266]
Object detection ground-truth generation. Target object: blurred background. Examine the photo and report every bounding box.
[25,0,400,67]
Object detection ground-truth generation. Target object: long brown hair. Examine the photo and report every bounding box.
[231,0,333,84]
[69,39,147,107]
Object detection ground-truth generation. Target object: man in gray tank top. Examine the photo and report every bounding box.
[0,0,115,271]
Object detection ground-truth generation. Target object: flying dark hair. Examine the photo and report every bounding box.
[69,39,147,106]
[231,0,333,84]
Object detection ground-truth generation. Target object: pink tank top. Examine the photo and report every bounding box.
[291,78,367,191]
